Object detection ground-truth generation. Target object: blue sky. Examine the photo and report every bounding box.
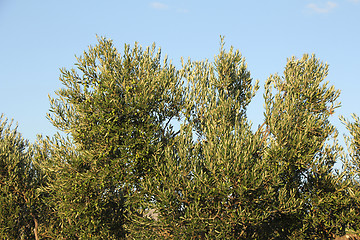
[0,0,359,152]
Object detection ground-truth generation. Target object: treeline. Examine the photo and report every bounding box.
[1,37,359,239]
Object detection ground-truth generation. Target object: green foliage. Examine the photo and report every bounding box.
[1,37,360,239]
[128,45,353,239]
[35,134,125,239]
[127,39,283,239]
[340,114,360,233]
[41,37,183,238]
[0,115,43,239]
[264,54,350,238]
[341,114,360,178]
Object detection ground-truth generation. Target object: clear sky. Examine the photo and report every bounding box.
[0,0,359,154]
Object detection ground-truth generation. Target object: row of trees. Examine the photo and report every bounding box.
[1,37,359,239]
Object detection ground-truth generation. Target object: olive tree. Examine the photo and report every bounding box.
[41,37,183,238]
[0,115,44,240]
[21,36,359,239]
[264,54,350,238]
